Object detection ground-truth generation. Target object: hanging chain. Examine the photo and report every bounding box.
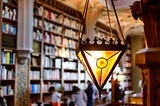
[79,0,89,39]
[105,0,113,38]
[110,0,125,43]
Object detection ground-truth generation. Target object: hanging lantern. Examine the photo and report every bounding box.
[76,0,127,98]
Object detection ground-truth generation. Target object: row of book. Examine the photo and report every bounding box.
[43,8,81,29]
[44,9,63,24]
[33,29,43,41]
[42,82,61,92]
[44,21,62,34]
[34,18,79,41]
[43,45,77,59]
[33,18,43,28]
[39,57,61,69]
[30,70,40,80]
[44,32,62,45]
[63,61,77,70]
[43,45,57,56]
[2,23,17,35]
[2,5,17,21]
[63,72,78,80]
[1,51,16,64]
[44,31,78,48]
[64,83,78,91]
[3,0,17,4]
[62,49,77,59]
[34,4,43,16]
[43,69,60,80]
[43,56,63,69]
[64,49,77,59]
[44,20,79,40]
[63,38,76,49]
[30,83,62,94]
[42,83,51,93]
[30,84,40,94]
[0,66,14,80]
[55,58,61,68]
[43,56,54,68]
[1,85,14,96]
[64,28,78,40]
[63,17,81,30]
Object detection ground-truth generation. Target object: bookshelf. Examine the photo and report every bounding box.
[0,0,18,106]
[123,36,132,91]
[30,0,43,103]
[94,22,118,41]
[0,0,134,105]
[30,0,83,104]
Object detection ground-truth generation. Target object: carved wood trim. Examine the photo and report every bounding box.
[15,64,30,106]
[142,69,150,106]
[142,5,160,48]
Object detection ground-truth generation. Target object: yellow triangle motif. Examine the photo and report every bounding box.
[77,50,122,90]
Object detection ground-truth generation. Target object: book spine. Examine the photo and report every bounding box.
[7,70,13,80]
[6,51,10,64]
[1,51,6,64]
[2,66,7,80]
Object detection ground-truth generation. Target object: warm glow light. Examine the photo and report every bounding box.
[76,0,127,96]
[77,49,124,90]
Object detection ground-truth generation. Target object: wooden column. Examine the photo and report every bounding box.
[133,0,160,106]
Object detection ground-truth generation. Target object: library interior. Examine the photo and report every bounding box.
[0,0,160,106]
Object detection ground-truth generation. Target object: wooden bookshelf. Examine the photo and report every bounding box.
[0,0,18,106]
[30,0,43,103]
[30,0,83,104]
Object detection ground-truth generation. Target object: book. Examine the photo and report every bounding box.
[6,51,10,64]
[31,57,38,66]
[8,70,13,80]
[1,51,6,64]
[2,66,7,80]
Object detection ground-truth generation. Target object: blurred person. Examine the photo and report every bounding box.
[48,86,62,106]
[85,80,97,106]
[0,87,7,106]
[70,86,87,106]
[114,79,125,103]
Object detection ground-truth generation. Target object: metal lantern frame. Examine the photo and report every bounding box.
[76,0,127,98]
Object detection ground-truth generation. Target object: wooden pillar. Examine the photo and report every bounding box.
[135,48,160,106]
[132,0,160,106]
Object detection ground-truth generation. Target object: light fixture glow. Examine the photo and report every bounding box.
[76,0,127,99]
[77,39,126,91]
